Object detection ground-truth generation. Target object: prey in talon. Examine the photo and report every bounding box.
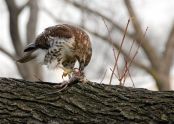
[17,24,92,89]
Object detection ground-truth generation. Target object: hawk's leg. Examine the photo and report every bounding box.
[73,68,84,77]
[72,68,89,84]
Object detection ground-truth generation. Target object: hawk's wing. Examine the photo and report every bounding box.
[24,25,74,52]
[35,25,74,49]
[18,25,74,63]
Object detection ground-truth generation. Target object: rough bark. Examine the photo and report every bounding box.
[0,78,173,124]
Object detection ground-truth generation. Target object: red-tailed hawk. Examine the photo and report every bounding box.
[18,24,92,78]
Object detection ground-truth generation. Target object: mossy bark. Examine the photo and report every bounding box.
[0,78,173,124]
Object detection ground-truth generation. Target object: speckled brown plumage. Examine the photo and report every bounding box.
[18,24,92,77]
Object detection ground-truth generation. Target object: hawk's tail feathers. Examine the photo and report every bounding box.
[17,52,36,63]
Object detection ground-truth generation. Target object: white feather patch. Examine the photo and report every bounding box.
[33,49,47,64]
[47,59,58,69]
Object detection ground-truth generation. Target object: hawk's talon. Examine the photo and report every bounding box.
[62,69,73,79]
[54,80,69,90]
[62,73,67,79]
[53,76,79,92]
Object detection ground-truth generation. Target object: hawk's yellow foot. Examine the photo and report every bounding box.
[62,68,73,79]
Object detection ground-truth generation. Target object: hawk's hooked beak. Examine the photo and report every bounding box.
[79,62,85,71]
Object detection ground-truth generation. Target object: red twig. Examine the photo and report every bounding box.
[122,58,135,87]
[109,68,118,79]
[120,39,135,82]
[122,58,129,85]
[109,19,130,85]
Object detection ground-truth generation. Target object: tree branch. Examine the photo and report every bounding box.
[5,0,23,56]
[0,78,173,123]
[18,0,30,14]
[63,0,133,38]
[26,0,38,43]
[25,0,43,80]
[0,47,16,60]
[124,0,160,69]
[162,23,174,72]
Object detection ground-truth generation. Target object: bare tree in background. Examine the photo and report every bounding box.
[49,0,173,91]
[1,0,174,90]
[0,0,42,80]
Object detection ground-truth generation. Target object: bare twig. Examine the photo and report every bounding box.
[120,39,135,82]
[122,58,129,85]
[121,27,148,81]
[99,69,107,84]
[121,38,135,86]
[128,69,135,88]
[122,58,135,87]
[109,19,130,85]
[109,68,118,80]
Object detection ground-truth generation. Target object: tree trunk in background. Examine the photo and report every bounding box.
[155,71,170,91]
[5,0,42,81]
[26,0,43,80]
[0,78,173,123]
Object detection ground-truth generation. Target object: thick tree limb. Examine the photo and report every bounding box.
[5,0,23,56]
[162,23,174,72]
[26,0,38,43]
[0,78,173,123]
[26,0,43,80]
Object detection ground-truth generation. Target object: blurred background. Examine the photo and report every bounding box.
[0,0,174,91]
